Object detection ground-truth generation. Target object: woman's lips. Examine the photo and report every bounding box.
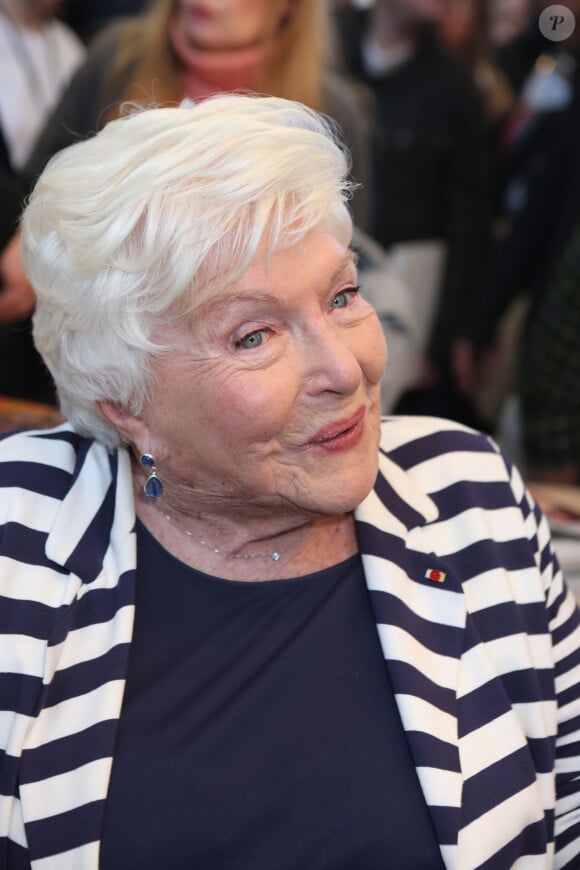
[186,4,214,21]
[305,407,366,452]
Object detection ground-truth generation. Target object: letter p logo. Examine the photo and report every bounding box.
[539,5,576,40]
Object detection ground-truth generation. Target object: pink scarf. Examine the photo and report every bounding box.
[169,13,266,101]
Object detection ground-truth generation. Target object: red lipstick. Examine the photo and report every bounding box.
[306,407,366,452]
[187,4,214,21]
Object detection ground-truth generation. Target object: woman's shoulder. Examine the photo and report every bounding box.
[54,16,135,94]
[48,17,86,62]
[84,16,135,59]
[379,414,496,457]
[0,421,89,461]
[378,414,515,492]
[375,416,533,540]
[0,424,132,588]
[0,423,103,503]
[0,427,125,692]
[321,71,376,128]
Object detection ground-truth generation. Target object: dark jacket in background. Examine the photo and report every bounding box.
[333,9,493,371]
[0,160,55,404]
[463,59,580,349]
[58,0,147,43]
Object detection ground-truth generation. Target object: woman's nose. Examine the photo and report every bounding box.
[302,320,362,396]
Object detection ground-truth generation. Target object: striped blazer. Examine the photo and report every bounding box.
[1,417,580,869]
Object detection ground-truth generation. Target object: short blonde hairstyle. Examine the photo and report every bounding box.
[21,94,354,448]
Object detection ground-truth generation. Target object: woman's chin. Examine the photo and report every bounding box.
[294,456,379,518]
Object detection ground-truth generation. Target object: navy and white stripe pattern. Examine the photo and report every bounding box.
[1,417,580,868]
[0,425,136,870]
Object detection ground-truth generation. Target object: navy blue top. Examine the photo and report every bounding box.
[100,521,444,869]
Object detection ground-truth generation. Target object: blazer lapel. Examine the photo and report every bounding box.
[355,448,467,867]
[21,438,137,870]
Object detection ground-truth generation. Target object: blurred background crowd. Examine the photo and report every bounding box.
[1,0,579,486]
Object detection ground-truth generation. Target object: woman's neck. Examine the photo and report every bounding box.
[134,483,358,582]
[169,14,268,99]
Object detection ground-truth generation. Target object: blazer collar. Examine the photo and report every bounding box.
[356,445,439,534]
[355,443,466,865]
[44,435,135,582]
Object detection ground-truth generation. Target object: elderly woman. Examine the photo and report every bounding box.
[1,94,579,869]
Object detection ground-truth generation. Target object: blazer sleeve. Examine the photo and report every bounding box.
[505,451,580,865]
[542,511,580,863]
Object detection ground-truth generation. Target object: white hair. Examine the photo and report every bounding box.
[20,94,354,448]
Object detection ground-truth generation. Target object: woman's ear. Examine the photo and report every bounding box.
[97,400,150,450]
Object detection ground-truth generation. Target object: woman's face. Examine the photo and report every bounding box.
[487,0,529,46]
[439,0,479,49]
[176,0,291,51]
[141,227,386,521]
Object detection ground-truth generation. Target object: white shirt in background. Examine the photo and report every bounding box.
[0,13,85,169]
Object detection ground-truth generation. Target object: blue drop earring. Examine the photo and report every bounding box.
[141,453,163,498]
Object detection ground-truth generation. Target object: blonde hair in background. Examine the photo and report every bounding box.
[102,0,331,122]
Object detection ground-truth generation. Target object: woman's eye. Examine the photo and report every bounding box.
[234,329,269,350]
[330,286,360,310]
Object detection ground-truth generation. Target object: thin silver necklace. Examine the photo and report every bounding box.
[151,503,304,562]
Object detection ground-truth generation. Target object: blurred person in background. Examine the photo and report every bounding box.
[58,0,148,44]
[454,62,580,484]
[0,167,54,402]
[438,0,515,130]
[487,0,531,47]
[517,218,580,484]
[333,0,493,428]
[0,0,84,174]
[492,0,580,236]
[452,0,580,473]
[0,0,83,403]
